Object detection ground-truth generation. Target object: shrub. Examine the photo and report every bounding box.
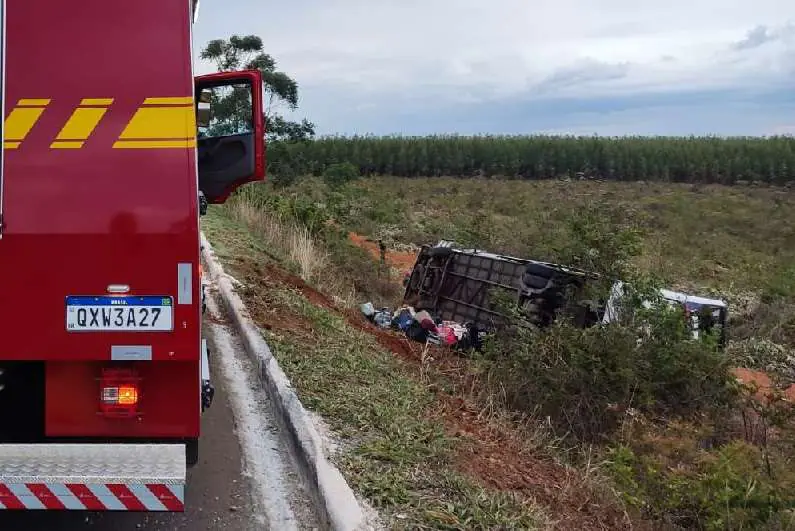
[604,440,795,530]
[323,161,360,188]
[472,199,795,528]
[229,182,401,306]
[481,304,737,441]
[479,201,738,441]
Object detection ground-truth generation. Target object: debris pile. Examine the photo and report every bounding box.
[360,302,487,351]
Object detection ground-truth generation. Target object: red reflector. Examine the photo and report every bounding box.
[99,368,141,418]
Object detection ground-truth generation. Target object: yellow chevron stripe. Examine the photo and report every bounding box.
[143,97,194,105]
[80,98,114,106]
[5,107,47,141]
[51,141,85,149]
[17,98,50,107]
[117,106,196,141]
[113,139,197,149]
[52,107,109,147]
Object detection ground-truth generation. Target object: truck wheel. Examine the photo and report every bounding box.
[186,438,199,467]
[428,247,453,258]
[522,273,550,290]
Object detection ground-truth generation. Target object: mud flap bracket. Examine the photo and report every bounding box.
[0,443,185,511]
[201,338,214,412]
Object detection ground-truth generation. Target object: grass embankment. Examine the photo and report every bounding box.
[207,176,795,529]
[202,210,563,530]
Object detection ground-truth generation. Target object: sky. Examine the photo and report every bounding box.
[193,0,795,137]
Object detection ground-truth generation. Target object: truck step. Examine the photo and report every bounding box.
[0,443,185,511]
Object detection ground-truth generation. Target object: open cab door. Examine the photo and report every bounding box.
[194,70,265,204]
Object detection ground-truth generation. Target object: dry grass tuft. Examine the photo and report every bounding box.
[228,199,328,283]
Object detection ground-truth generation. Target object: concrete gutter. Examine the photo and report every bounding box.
[200,232,368,531]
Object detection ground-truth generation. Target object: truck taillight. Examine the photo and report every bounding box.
[99,368,141,418]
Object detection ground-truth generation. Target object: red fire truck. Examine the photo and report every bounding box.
[0,0,265,511]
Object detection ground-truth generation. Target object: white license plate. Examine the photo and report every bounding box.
[66,296,173,332]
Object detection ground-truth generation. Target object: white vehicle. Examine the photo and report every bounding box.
[602,281,728,346]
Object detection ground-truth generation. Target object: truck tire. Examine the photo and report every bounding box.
[522,274,551,290]
[428,247,453,258]
[522,263,555,290]
[524,262,554,277]
[186,438,199,467]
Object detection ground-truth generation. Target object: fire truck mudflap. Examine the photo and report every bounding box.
[0,443,185,511]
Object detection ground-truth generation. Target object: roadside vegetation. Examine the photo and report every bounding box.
[204,174,795,530]
[202,210,552,530]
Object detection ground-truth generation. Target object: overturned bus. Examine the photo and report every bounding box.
[402,241,727,347]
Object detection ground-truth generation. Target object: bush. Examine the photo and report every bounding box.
[481,302,737,441]
[478,200,738,440]
[235,184,334,236]
[473,199,795,528]
[229,182,401,306]
[605,440,795,530]
[323,161,360,188]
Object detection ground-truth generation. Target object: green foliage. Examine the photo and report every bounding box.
[554,201,643,275]
[201,84,252,137]
[473,200,795,528]
[266,134,795,183]
[481,306,736,441]
[235,184,333,236]
[200,35,315,142]
[480,203,737,440]
[267,115,316,143]
[323,162,360,188]
[230,183,400,305]
[604,441,795,529]
[764,265,795,300]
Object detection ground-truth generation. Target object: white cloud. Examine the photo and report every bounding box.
[770,124,795,135]
[192,0,795,134]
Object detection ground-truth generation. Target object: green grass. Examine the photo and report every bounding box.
[202,207,546,530]
[276,177,795,292]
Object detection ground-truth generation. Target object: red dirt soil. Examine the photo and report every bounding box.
[255,261,426,363]
[439,396,634,530]
[348,232,418,272]
[732,367,795,402]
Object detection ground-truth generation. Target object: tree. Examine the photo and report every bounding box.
[200,35,315,143]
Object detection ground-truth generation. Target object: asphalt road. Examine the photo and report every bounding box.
[0,283,319,530]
